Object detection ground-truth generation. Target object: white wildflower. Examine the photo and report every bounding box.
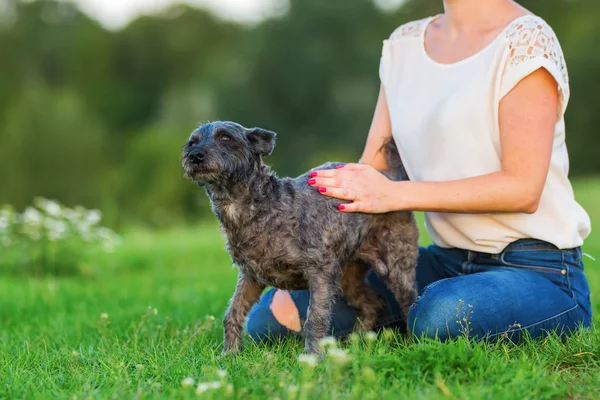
[0,213,9,231]
[45,218,67,241]
[318,336,338,350]
[22,207,43,241]
[365,331,377,342]
[196,381,222,394]
[181,377,195,388]
[43,200,62,217]
[23,207,42,225]
[63,208,79,223]
[327,349,352,365]
[100,313,108,319]
[216,369,227,379]
[74,206,88,220]
[96,227,121,252]
[86,210,102,225]
[96,227,113,240]
[298,353,318,368]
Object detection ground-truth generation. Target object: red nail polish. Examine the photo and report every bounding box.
[310,172,318,177]
[308,179,316,185]
[336,165,345,169]
[338,204,345,210]
[318,187,327,193]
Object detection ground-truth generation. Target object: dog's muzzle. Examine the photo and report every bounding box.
[186,148,206,164]
[184,147,207,187]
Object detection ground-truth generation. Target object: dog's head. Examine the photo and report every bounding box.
[182,121,277,186]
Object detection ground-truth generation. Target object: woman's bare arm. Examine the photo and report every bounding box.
[358,85,393,170]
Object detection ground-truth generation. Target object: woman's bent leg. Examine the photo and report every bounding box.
[408,248,592,341]
[245,245,467,341]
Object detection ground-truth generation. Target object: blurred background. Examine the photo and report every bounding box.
[0,0,598,229]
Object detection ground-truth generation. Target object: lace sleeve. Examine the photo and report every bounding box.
[500,17,570,116]
[380,17,433,84]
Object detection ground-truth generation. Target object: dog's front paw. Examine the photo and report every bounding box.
[303,342,322,356]
[218,347,241,361]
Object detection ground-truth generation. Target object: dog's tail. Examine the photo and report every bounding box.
[380,136,409,181]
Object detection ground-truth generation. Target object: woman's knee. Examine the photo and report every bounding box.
[408,280,477,341]
[245,289,300,342]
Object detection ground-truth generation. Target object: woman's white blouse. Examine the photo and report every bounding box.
[379,14,591,253]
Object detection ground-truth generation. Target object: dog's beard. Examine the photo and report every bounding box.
[183,160,211,182]
[182,154,257,188]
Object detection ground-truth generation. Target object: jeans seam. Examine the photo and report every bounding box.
[487,302,579,340]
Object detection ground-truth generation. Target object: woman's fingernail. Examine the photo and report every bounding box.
[310,172,318,177]
[318,187,327,193]
[308,179,316,185]
[338,204,345,210]
[336,165,345,169]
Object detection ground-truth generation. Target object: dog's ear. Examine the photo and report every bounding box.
[246,127,277,156]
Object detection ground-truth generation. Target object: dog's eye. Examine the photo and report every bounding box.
[220,135,231,143]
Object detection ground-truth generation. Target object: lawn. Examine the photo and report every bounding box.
[1,179,599,399]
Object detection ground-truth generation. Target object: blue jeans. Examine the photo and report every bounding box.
[245,239,592,341]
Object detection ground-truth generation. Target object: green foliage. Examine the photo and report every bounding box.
[0,0,598,225]
[0,83,112,208]
[0,177,599,398]
[0,197,121,276]
[117,127,213,227]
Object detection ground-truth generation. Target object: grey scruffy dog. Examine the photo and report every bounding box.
[182,121,418,355]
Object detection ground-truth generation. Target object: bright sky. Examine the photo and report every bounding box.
[72,0,406,29]
[73,0,287,29]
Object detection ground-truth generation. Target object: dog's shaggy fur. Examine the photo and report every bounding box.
[182,121,418,355]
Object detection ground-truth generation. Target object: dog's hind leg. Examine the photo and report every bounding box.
[341,261,383,333]
[378,241,418,324]
[303,272,339,354]
[223,273,266,356]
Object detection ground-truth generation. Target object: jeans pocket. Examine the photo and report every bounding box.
[500,249,567,275]
[499,249,573,299]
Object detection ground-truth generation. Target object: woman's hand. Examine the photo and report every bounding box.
[308,164,400,213]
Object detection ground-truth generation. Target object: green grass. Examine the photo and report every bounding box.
[1,179,600,399]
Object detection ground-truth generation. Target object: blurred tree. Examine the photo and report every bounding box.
[116,126,211,227]
[0,83,111,209]
[216,0,397,175]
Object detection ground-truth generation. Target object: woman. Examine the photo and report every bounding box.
[245,0,593,342]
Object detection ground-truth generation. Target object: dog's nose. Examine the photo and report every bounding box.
[187,149,205,163]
